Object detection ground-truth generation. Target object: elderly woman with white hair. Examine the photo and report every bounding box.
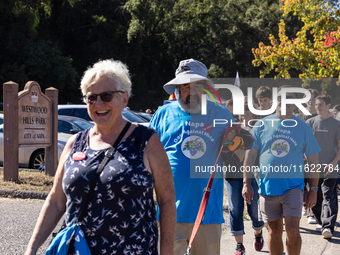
[25,59,176,255]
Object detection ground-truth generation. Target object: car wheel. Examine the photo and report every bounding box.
[30,150,45,171]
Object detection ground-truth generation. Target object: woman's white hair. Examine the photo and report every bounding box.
[80,59,132,99]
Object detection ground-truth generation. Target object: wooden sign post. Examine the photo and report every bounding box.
[3,81,19,181]
[3,81,58,181]
[18,82,52,147]
[45,87,59,176]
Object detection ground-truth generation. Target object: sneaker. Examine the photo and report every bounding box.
[316,224,322,232]
[254,230,264,251]
[308,216,317,224]
[234,243,246,255]
[322,228,332,239]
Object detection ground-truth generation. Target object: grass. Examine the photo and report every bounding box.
[0,168,54,192]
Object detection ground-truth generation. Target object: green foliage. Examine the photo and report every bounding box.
[252,0,340,90]
[0,0,80,101]
[0,40,78,99]
[123,0,292,108]
[22,41,78,89]
[41,0,136,103]
[0,0,306,109]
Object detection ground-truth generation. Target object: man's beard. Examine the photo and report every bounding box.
[178,94,201,114]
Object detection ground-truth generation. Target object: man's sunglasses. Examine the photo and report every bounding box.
[84,91,124,104]
[180,83,205,93]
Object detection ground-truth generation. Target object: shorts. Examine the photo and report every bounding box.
[259,188,303,222]
[174,223,221,255]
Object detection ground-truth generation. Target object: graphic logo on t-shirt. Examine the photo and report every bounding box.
[271,139,290,157]
[181,135,206,159]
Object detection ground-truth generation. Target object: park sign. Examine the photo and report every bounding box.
[18,81,52,146]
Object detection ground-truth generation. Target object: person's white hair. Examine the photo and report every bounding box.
[80,59,132,100]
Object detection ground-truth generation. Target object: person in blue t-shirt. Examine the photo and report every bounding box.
[242,85,320,255]
[150,59,234,255]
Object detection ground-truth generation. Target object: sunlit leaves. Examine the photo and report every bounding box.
[252,0,340,88]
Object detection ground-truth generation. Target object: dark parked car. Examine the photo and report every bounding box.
[132,111,153,121]
[58,115,93,134]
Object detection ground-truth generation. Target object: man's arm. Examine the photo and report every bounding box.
[305,153,319,209]
[325,140,340,175]
[242,148,259,204]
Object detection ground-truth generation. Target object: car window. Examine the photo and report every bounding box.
[73,109,92,122]
[136,113,152,121]
[72,119,93,130]
[58,120,76,134]
[122,109,146,123]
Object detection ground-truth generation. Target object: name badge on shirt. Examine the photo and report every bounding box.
[72,152,86,161]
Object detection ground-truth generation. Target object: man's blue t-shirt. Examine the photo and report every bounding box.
[150,101,233,224]
[250,114,320,196]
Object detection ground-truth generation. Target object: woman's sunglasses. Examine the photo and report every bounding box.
[84,91,124,104]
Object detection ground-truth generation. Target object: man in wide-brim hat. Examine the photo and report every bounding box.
[150,58,234,255]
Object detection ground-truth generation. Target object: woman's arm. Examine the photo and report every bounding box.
[25,135,77,255]
[144,133,176,255]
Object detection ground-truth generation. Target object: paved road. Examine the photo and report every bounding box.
[221,195,340,255]
[0,197,339,255]
[0,198,62,255]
